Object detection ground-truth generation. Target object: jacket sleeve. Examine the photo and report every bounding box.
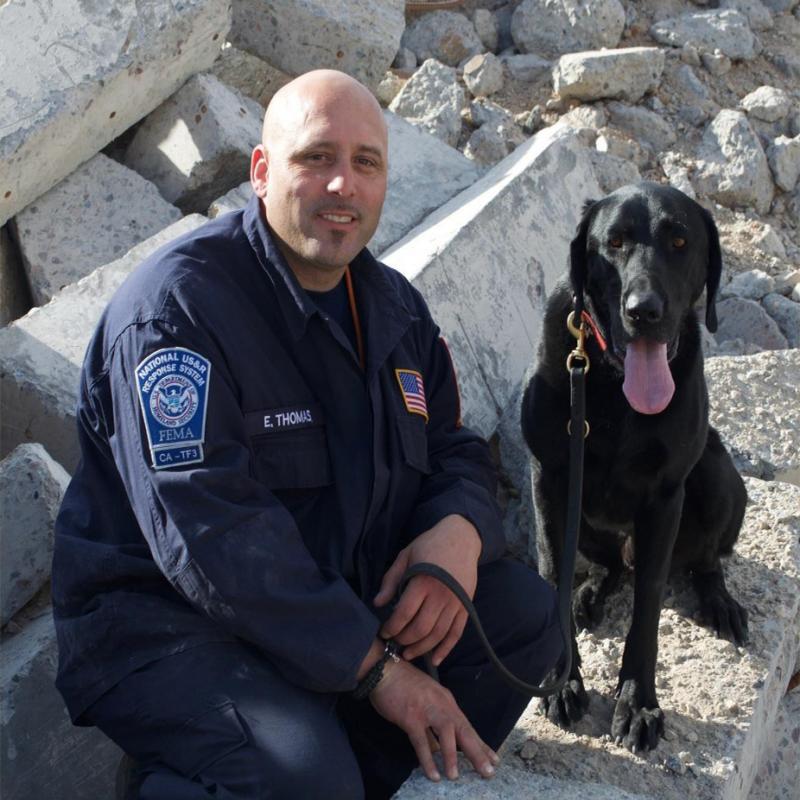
[101,315,378,694]
[405,325,506,565]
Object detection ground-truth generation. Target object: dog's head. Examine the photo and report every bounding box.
[569,182,722,414]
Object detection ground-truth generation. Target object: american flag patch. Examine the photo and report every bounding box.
[395,369,428,422]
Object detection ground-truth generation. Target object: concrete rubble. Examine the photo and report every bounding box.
[693,111,775,215]
[0,444,70,626]
[11,154,182,306]
[649,10,759,61]
[0,216,205,473]
[123,73,263,214]
[230,0,405,91]
[1,612,122,800]
[2,0,800,797]
[0,0,230,227]
[389,59,466,147]
[552,47,665,103]
[511,0,625,59]
[401,10,483,67]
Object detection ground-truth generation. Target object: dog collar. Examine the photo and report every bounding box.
[581,310,608,352]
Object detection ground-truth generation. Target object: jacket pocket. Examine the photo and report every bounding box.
[396,414,431,474]
[251,426,333,490]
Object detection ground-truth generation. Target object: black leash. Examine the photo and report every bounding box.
[398,309,589,697]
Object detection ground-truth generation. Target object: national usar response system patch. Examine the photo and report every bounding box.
[136,347,211,469]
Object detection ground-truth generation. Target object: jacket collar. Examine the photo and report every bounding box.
[243,194,419,375]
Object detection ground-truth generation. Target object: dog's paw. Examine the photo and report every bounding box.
[611,679,664,754]
[539,675,589,728]
[573,580,606,630]
[698,588,749,645]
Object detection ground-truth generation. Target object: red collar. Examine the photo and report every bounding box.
[581,310,608,352]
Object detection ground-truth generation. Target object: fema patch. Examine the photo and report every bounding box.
[135,347,211,470]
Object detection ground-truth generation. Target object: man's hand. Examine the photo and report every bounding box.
[374,515,481,666]
[370,658,498,782]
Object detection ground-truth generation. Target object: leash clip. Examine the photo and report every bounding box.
[566,311,590,375]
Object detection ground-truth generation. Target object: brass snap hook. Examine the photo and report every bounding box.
[565,311,590,375]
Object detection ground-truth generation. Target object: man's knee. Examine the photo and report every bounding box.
[471,558,564,679]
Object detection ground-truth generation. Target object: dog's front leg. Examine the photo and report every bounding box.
[612,489,683,753]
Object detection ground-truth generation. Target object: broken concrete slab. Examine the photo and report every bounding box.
[0,216,206,472]
[0,611,122,800]
[381,126,600,438]
[0,225,30,327]
[0,445,70,626]
[375,113,481,254]
[208,181,252,219]
[715,296,788,350]
[230,0,405,91]
[747,684,800,799]
[0,0,229,227]
[210,43,292,109]
[553,47,665,103]
[707,349,800,485]
[124,73,263,214]
[11,154,182,306]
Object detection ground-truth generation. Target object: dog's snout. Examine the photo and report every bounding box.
[625,290,664,325]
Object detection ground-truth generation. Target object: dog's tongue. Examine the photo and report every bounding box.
[622,339,675,415]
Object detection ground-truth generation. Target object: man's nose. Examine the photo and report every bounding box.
[326,164,356,196]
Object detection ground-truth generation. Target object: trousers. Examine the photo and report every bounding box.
[87,558,562,800]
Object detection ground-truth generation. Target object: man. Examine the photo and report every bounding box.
[53,70,562,799]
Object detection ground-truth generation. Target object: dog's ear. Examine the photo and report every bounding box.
[701,207,722,333]
[569,198,598,301]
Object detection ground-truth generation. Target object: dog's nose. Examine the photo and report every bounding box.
[625,291,664,324]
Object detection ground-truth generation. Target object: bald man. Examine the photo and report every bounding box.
[53,70,561,799]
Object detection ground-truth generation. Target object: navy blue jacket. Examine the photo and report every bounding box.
[53,196,504,723]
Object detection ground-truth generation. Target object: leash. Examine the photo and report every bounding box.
[397,308,590,697]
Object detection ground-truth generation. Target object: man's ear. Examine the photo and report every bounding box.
[250,145,268,199]
[701,206,722,333]
[569,198,598,302]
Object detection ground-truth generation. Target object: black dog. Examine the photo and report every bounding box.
[521,182,748,752]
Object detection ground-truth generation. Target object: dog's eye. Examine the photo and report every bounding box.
[609,236,623,249]
[673,237,686,249]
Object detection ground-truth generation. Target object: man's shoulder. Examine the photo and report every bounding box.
[108,211,253,326]
[365,253,433,322]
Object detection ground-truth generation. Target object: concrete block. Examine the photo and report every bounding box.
[210,43,292,109]
[382,126,600,438]
[230,0,405,91]
[748,685,800,799]
[0,0,230,227]
[0,216,206,472]
[398,477,800,800]
[0,612,122,800]
[0,225,31,327]
[553,47,665,103]
[707,349,800,485]
[375,113,480,254]
[208,181,253,219]
[11,154,182,306]
[124,74,263,214]
[207,114,481,256]
[0,445,69,626]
